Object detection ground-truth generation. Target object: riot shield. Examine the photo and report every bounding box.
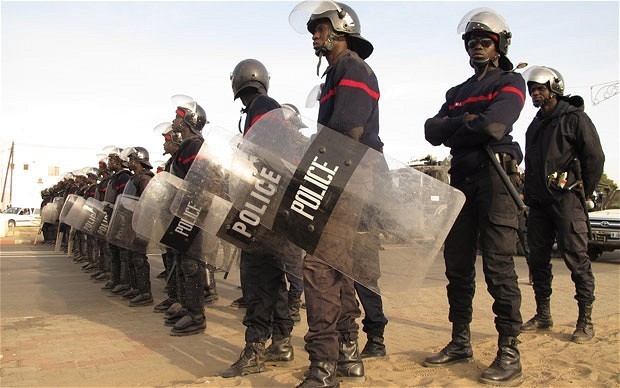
[59,195,87,229]
[106,194,149,252]
[83,198,110,239]
[41,200,61,225]
[132,171,219,264]
[210,108,464,296]
[172,121,306,276]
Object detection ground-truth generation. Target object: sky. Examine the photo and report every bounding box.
[1,1,619,183]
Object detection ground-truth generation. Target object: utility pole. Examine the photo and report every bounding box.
[1,142,15,207]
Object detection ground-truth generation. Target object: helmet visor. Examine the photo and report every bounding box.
[457,7,509,36]
[289,0,340,34]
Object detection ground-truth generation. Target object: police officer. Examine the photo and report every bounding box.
[101,148,133,296]
[81,167,101,274]
[219,59,295,378]
[521,66,604,343]
[291,2,383,386]
[93,160,113,283]
[164,98,210,336]
[121,146,155,306]
[153,123,183,313]
[423,8,525,386]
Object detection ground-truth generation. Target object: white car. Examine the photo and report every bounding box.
[0,207,41,227]
[588,189,620,260]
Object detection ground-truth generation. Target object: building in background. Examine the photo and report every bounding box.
[0,140,100,210]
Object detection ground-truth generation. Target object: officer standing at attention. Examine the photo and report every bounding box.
[423,8,526,386]
[219,59,295,378]
[520,66,604,343]
[153,124,183,313]
[164,99,210,336]
[124,146,156,307]
[291,2,383,386]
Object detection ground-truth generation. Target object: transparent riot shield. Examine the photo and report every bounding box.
[83,198,109,239]
[59,195,87,229]
[132,171,219,263]
[172,118,307,276]
[106,194,149,252]
[208,109,464,296]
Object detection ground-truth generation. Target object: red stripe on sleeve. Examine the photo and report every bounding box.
[339,79,380,100]
[500,86,525,105]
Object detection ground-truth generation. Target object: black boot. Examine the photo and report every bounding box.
[424,323,473,367]
[479,336,522,386]
[335,336,364,381]
[129,292,153,307]
[521,296,553,331]
[121,288,140,300]
[265,335,294,365]
[288,293,302,324]
[170,313,206,336]
[219,342,266,377]
[153,298,176,313]
[164,303,188,326]
[110,284,130,295]
[297,361,339,388]
[360,334,386,358]
[571,301,594,343]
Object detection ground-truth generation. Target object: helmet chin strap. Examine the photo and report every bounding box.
[471,55,500,80]
[315,30,345,76]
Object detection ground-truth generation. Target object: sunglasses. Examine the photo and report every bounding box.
[467,37,495,49]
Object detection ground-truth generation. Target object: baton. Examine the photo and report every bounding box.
[223,247,239,280]
[484,145,526,211]
[165,261,177,285]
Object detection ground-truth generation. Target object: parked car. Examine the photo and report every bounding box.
[588,188,620,261]
[0,207,41,227]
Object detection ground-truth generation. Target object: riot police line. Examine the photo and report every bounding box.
[41,105,464,304]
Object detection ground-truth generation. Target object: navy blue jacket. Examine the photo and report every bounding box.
[318,50,383,152]
[425,69,525,178]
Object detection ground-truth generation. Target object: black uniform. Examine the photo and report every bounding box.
[239,94,294,343]
[305,49,381,362]
[125,168,155,299]
[104,169,132,289]
[170,136,207,319]
[523,96,604,303]
[425,68,526,337]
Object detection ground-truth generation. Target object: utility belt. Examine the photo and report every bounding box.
[546,157,582,192]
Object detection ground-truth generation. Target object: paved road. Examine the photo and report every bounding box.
[1,243,618,387]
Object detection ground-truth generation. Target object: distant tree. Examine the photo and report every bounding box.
[599,172,618,191]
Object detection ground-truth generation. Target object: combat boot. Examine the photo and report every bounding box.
[335,336,364,382]
[129,292,153,307]
[423,323,473,367]
[101,280,116,290]
[170,313,206,336]
[153,298,176,313]
[360,334,386,358]
[571,302,594,343]
[297,361,339,388]
[164,303,188,326]
[521,296,553,331]
[219,342,266,377]
[479,335,522,386]
[121,288,140,300]
[110,284,130,295]
[288,294,302,324]
[265,335,294,365]
[94,272,109,282]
